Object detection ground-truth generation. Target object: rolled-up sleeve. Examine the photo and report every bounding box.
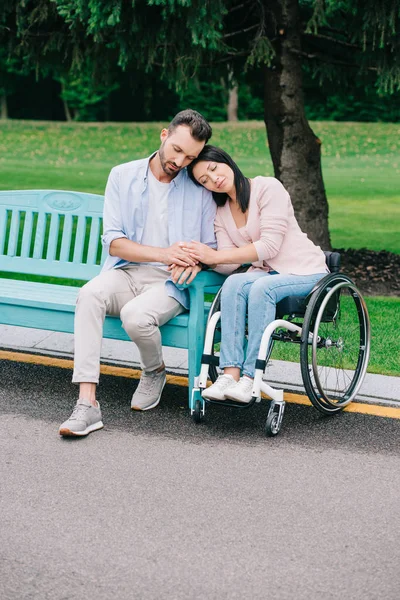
[101,167,127,253]
[253,178,290,262]
[200,189,217,249]
[213,213,242,275]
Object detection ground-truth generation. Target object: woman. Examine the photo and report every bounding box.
[183,145,328,404]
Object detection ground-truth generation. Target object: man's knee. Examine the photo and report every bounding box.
[76,278,104,306]
[120,305,156,340]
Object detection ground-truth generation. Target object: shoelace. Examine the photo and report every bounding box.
[69,404,91,421]
[214,375,235,390]
[136,372,164,397]
[237,377,253,391]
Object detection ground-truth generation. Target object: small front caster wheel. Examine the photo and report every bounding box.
[265,411,281,437]
[192,399,203,424]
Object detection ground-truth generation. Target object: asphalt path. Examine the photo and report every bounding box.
[1,359,399,600]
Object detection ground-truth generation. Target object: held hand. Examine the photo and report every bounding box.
[168,264,201,285]
[162,242,198,267]
[181,241,217,266]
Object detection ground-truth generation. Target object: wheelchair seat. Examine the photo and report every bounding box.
[275,251,341,319]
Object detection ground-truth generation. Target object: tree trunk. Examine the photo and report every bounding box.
[63,99,72,122]
[1,94,8,120]
[227,84,238,121]
[263,0,331,249]
[61,83,72,121]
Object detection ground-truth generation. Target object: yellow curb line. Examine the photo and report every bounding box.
[1,349,400,421]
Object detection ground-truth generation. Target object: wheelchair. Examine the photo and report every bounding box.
[190,252,371,436]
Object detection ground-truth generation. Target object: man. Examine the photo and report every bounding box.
[59,109,216,437]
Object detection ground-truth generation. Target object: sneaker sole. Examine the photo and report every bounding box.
[59,421,104,437]
[223,393,252,404]
[201,390,228,402]
[131,379,166,411]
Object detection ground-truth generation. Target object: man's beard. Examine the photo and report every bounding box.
[159,142,180,176]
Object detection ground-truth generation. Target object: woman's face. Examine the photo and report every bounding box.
[192,160,235,196]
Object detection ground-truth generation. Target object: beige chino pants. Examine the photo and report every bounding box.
[72,265,185,384]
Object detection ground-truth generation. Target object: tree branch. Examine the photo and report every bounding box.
[223,23,259,39]
[303,32,361,50]
[228,0,255,14]
[290,47,378,71]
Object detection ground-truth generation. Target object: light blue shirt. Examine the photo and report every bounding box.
[101,154,217,309]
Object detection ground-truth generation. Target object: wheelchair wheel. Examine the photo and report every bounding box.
[192,399,203,424]
[206,287,275,383]
[300,274,370,414]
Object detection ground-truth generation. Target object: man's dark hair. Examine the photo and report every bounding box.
[188,145,250,213]
[168,109,212,143]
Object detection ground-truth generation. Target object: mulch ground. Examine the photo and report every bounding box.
[334,248,400,297]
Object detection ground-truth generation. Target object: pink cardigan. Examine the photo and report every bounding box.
[214,176,328,276]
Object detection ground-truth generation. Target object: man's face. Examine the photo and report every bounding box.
[158,125,205,176]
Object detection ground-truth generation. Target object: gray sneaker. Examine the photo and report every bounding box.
[131,369,166,411]
[59,399,104,437]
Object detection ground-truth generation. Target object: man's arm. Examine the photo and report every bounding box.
[102,167,196,268]
[110,237,196,267]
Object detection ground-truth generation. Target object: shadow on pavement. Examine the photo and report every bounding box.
[1,359,399,456]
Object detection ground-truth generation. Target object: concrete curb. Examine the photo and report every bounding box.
[1,324,398,407]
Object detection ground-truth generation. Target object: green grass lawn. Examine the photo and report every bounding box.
[0,120,399,376]
[269,296,400,377]
[1,119,399,253]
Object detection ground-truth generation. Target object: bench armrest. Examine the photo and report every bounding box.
[187,270,227,294]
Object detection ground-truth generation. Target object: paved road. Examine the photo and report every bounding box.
[1,359,399,600]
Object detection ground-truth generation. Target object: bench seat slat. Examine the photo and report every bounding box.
[0,278,209,328]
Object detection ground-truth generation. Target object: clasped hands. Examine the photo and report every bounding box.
[165,241,217,285]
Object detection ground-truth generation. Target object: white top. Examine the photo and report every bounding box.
[141,166,170,269]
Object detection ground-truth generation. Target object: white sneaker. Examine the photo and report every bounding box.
[202,374,237,401]
[224,376,254,404]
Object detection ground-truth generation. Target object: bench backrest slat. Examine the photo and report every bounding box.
[20,211,34,258]
[8,209,20,257]
[33,212,47,259]
[46,213,60,261]
[0,190,105,280]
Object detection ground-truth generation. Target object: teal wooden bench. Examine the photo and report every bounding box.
[0,190,225,408]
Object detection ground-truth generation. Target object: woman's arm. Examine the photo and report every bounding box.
[183,178,290,266]
[182,220,258,267]
[252,178,290,262]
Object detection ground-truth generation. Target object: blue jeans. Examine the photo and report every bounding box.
[219,271,326,378]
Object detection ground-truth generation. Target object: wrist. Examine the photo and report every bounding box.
[158,248,167,264]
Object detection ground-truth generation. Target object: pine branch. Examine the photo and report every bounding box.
[223,23,259,39]
[290,48,378,71]
[303,32,361,50]
[228,1,255,14]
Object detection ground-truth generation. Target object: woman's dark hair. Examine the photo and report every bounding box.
[187,145,250,213]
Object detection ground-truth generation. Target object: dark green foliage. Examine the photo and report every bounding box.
[1,1,399,121]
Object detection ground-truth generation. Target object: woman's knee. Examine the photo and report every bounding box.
[221,273,253,301]
[248,276,277,304]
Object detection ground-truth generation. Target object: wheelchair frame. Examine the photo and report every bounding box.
[190,254,371,437]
